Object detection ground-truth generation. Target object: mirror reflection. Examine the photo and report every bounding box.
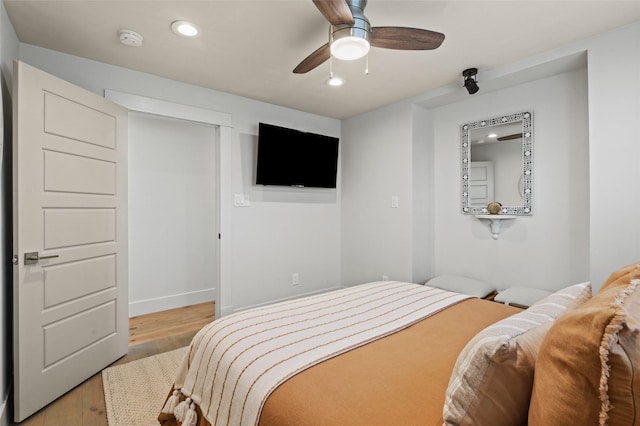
[461,112,533,215]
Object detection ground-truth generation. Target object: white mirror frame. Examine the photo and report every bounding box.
[461,111,533,215]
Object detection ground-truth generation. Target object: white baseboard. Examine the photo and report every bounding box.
[0,389,9,426]
[220,305,234,317]
[231,285,345,314]
[129,288,215,317]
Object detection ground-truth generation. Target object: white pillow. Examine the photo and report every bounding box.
[425,275,495,298]
[494,286,552,307]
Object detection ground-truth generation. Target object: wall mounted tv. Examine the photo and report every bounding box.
[256,122,339,188]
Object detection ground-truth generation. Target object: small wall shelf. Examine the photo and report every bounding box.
[475,215,516,239]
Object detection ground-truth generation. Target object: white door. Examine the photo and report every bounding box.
[12,61,128,421]
[469,161,495,206]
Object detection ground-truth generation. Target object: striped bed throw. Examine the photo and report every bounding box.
[172,281,472,426]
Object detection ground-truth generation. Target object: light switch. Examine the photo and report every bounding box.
[391,196,399,208]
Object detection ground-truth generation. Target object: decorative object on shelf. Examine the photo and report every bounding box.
[475,215,516,240]
[487,201,502,215]
[461,111,533,216]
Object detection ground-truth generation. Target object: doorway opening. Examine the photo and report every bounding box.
[105,90,232,320]
[129,112,218,316]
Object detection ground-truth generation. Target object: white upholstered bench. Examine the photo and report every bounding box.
[425,275,497,299]
[494,286,552,309]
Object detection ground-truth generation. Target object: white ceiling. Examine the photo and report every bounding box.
[4,1,640,119]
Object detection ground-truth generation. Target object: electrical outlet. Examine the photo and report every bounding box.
[382,275,389,281]
[292,273,299,286]
[234,194,250,207]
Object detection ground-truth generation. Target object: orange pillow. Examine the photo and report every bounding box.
[529,264,640,426]
[600,261,640,291]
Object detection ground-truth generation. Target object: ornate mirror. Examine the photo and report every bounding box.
[461,111,533,215]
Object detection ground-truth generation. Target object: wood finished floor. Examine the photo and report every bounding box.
[16,302,215,425]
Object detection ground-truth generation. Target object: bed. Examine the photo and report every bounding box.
[158,262,640,426]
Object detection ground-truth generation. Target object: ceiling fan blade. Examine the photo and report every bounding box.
[293,43,331,74]
[312,0,354,25]
[370,27,445,50]
[497,133,523,141]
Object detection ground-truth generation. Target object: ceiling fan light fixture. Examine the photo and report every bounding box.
[330,17,371,61]
[331,35,370,60]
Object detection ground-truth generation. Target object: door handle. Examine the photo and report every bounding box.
[24,251,60,265]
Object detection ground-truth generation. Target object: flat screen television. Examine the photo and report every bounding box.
[256,123,339,188]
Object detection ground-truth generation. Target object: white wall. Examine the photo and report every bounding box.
[18,44,342,315]
[411,105,434,283]
[128,112,218,316]
[0,3,18,425]
[0,3,16,89]
[0,69,7,426]
[343,20,640,294]
[430,69,590,291]
[341,102,414,286]
[409,21,640,292]
[586,24,640,290]
[342,69,590,293]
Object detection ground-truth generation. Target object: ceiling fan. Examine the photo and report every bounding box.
[293,0,445,73]
[497,134,523,141]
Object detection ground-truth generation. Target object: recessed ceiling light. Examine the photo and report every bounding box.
[326,75,344,86]
[488,133,497,138]
[171,20,199,37]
